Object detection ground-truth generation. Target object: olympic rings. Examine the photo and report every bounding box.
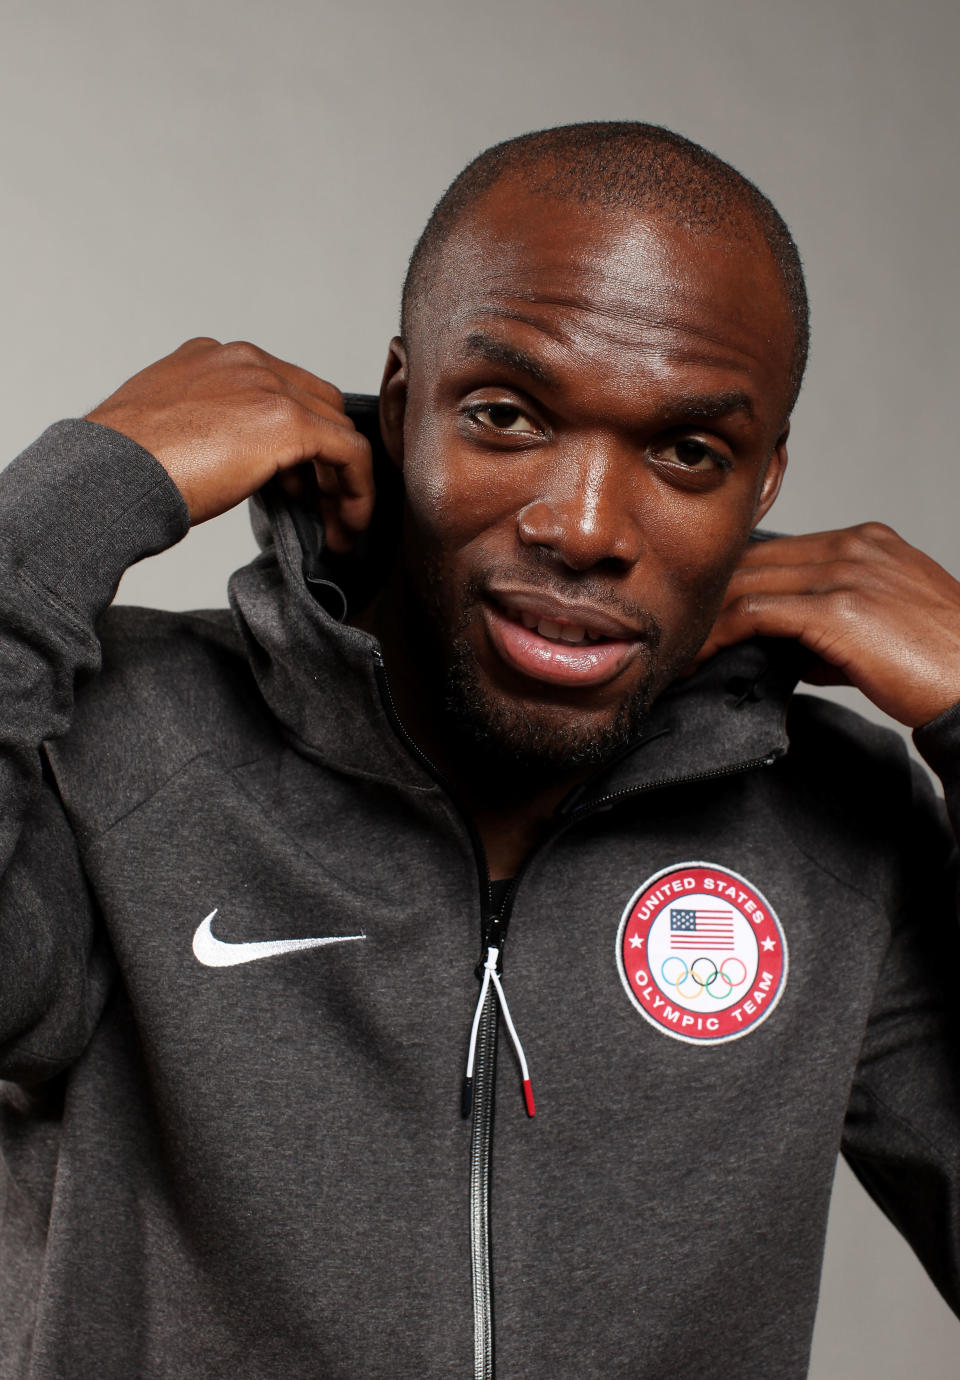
[660,957,687,986]
[674,970,705,1000]
[706,970,734,998]
[720,956,747,987]
[658,954,751,1002]
[690,957,718,987]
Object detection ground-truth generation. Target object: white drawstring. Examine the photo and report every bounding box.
[463,945,536,1118]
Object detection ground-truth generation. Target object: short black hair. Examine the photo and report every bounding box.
[401,121,809,412]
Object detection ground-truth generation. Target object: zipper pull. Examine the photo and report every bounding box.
[462,945,536,1119]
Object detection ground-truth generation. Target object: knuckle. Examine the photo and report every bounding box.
[243,364,282,393]
[219,339,265,366]
[734,563,764,587]
[835,528,871,561]
[838,521,895,557]
[854,520,896,543]
[317,399,353,430]
[824,558,860,587]
[259,391,298,428]
[731,593,763,618]
[348,426,371,456]
[825,587,865,622]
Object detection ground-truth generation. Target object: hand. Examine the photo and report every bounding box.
[694,523,960,728]
[85,337,374,549]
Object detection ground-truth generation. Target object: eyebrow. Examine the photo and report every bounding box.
[459,331,756,425]
[656,391,756,426]
[460,332,558,387]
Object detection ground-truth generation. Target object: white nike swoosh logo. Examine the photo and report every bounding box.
[192,909,366,968]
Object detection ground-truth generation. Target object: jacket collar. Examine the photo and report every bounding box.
[228,394,799,795]
[570,637,798,808]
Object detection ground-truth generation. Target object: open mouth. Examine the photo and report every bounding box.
[509,608,612,647]
[483,598,640,689]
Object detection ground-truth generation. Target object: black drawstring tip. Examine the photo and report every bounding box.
[461,1077,474,1119]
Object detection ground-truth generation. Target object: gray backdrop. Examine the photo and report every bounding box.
[3,0,958,1373]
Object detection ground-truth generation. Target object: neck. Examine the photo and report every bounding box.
[353,588,588,880]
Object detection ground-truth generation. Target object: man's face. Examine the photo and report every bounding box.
[379,179,793,773]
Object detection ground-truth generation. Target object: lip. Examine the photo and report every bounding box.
[486,585,642,641]
[482,598,641,688]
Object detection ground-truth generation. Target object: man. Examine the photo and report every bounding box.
[1,122,958,1378]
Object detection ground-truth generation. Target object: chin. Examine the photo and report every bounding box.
[440,636,656,778]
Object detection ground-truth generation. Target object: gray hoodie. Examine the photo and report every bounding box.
[1,409,958,1379]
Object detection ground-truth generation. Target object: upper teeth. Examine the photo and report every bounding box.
[517,610,599,644]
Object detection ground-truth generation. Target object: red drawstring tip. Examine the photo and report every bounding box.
[522,1078,536,1118]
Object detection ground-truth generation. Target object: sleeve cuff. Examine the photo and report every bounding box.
[913,698,960,794]
[2,418,190,619]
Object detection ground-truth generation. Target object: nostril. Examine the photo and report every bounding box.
[516,500,563,549]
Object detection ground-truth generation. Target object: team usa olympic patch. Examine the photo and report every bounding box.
[616,862,788,1045]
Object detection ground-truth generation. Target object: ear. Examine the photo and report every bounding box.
[378,337,408,469]
[752,424,789,527]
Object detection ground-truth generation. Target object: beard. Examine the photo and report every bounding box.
[441,633,655,776]
[398,549,669,782]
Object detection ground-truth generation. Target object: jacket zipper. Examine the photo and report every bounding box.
[464,750,783,1379]
[468,964,498,1380]
[372,650,501,1379]
[372,648,781,1377]
[560,751,783,818]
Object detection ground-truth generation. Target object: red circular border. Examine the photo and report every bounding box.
[617,862,787,1044]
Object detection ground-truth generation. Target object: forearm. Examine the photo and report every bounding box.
[0,418,187,792]
[0,419,187,1074]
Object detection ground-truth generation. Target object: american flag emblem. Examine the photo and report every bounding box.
[618,862,788,1045]
[670,908,735,950]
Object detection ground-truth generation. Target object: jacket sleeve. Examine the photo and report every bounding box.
[0,420,189,1083]
[840,701,960,1312]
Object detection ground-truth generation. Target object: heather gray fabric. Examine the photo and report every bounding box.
[1,415,959,1378]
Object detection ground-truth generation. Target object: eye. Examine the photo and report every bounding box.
[468,403,539,434]
[655,438,731,472]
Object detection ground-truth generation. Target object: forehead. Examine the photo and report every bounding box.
[415,184,794,418]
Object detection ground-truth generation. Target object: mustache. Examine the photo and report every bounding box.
[466,559,663,646]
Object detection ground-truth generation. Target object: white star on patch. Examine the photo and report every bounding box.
[761,936,777,952]
[629,934,644,949]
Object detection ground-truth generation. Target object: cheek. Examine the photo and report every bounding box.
[644,505,752,629]
[401,424,516,553]
[661,530,742,594]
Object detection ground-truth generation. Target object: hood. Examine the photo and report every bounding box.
[229,393,804,798]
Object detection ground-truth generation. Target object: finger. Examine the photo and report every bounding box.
[319,494,354,555]
[265,397,371,486]
[276,412,374,536]
[261,376,356,436]
[174,336,222,355]
[218,341,347,411]
[694,590,858,670]
[312,461,340,497]
[739,524,902,568]
[316,461,370,554]
[683,639,850,687]
[275,461,338,506]
[275,467,315,505]
[718,557,866,609]
[256,377,372,514]
[721,536,929,615]
[274,458,371,554]
[273,430,375,513]
[328,449,376,536]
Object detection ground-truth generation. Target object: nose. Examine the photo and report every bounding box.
[516,442,643,572]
